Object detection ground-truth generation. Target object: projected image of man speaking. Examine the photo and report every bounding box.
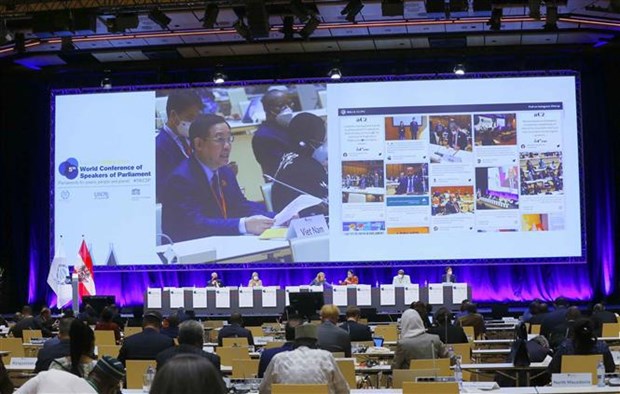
[161,114,274,242]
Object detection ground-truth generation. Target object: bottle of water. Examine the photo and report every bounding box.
[143,365,155,392]
[453,355,463,388]
[597,360,605,387]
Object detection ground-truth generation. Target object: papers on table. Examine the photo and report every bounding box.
[273,194,323,226]
[356,285,372,306]
[403,284,420,305]
[380,285,396,306]
[261,286,278,307]
[332,286,348,306]
[238,287,253,308]
[215,287,231,308]
[146,288,162,309]
[428,283,444,304]
[169,288,184,308]
[192,288,207,308]
[452,283,468,304]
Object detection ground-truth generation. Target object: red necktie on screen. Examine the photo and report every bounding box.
[179,138,192,157]
[210,172,227,219]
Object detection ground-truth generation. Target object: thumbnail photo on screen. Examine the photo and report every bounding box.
[519,151,563,196]
[384,115,427,141]
[431,186,475,216]
[473,113,517,146]
[475,166,519,210]
[342,160,385,203]
[429,115,473,164]
[386,163,429,196]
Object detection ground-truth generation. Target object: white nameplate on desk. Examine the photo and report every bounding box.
[146,288,162,309]
[287,215,328,239]
[403,284,420,304]
[356,284,372,306]
[262,286,278,307]
[169,288,185,308]
[192,288,207,309]
[380,285,396,306]
[452,283,468,304]
[428,283,444,304]
[9,358,36,369]
[551,373,592,387]
[238,287,253,308]
[215,288,231,308]
[332,286,348,306]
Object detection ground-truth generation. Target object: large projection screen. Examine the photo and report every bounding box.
[52,73,584,266]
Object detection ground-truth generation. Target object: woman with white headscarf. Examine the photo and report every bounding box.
[391,309,448,369]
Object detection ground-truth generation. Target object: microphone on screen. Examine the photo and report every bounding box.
[263,174,329,204]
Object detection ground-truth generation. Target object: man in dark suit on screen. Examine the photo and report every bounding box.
[118,311,174,365]
[161,114,274,242]
[396,166,418,195]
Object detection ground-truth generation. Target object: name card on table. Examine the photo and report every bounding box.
[551,373,592,387]
[146,288,162,309]
[332,286,348,306]
[287,215,328,239]
[238,287,253,308]
[356,285,372,306]
[215,287,231,308]
[285,286,300,306]
[380,285,396,306]
[192,288,207,308]
[262,286,278,307]
[403,284,420,305]
[428,283,444,304]
[9,358,36,369]
[452,283,468,304]
[309,285,324,292]
[169,288,185,308]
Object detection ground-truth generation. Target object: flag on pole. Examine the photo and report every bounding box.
[75,239,96,297]
[47,240,72,308]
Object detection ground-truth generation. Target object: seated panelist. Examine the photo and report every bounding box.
[339,270,359,285]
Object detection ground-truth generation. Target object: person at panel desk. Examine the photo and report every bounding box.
[252,89,297,178]
[156,90,204,202]
[310,272,331,288]
[207,272,224,288]
[338,270,359,285]
[248,272,263,287]
[271,112,328,217]
[161,114,275,242]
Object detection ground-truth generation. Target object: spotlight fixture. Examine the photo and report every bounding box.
[213,72,226,84]
[100,77,112,89]
[281,16,295,40]
[233,19,252,41]
[544,4,558,31]
[148,7,171,30]
[340,0,364,23]
[487,8,502,31]
[202,4,219,29]
[453,64,465,75]
[528,0,541,19]
[298,15,320,39]
[328,67,342,80]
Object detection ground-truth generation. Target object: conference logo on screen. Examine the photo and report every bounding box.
[58,158,79,180]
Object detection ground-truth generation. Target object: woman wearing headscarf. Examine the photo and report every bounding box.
[392,309,448,369]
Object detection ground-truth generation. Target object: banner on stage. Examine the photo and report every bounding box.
[192,288,207,309]
[238,287,253,308]
[262,286,278,307]
[356,285,372,306]
[380,285,396,306]
[403,284,419,305]
[146,288,162,309]
[169,288,184,308]
[215,288,231,308]
[452,283,468,304]
[428,284,444,304]
[332,286,348,306]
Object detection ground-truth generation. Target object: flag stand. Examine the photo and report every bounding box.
[71,273,79,314]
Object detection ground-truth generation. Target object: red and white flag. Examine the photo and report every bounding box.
[74,240,96,297]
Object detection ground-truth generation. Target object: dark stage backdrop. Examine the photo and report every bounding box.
[0,52,618,311]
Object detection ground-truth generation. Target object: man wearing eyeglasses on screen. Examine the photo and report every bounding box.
[161,114,274,242]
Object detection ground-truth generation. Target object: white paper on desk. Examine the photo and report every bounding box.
[169,288,185,308]
[285,286,300,306]
[273,194,323,226]
[452,283,468,304]
[428,284,444,304]
[356,285,372,306]
[9,358,36,368]
[215,288,231,308]
[403,284,419,305]
[332,286,348,306]
[238,287,253,308]
[192,288,207,308]
[262,286,278,307]
[380,285,396,305]
[146,288,162,309]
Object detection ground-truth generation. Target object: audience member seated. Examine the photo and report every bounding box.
[9,306,39,338]
[77,304,99,326]
[528,302,549,328]
[118,311,174,365]
[49,320,96,377]
[18,356,125,394]
[591,303,618,337]
[411,301,432,329]
[456,303,486,339]
[497,335,552,387]
[455,299,470,320]
[547,306,581,350]
[108,304,125,328]
[339,306,372,342]
[217,312,254,346]
[259,324,349,394]
[35,318,73,373]
[521,300,541,323]
[428,307,468,344]
[317,304,351,357]
[160,315,180,339]
[34,308,54,337]
[392,309,448,370]
[540,297,570,343]
[156,320,220,371]
[0,359,13,394]
[94,307,121,344]
[338,270,359,285]
[258,316,304,378]
[548,318,615,375]
[151,354,227,394]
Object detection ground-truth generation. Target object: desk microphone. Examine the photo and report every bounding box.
[263,174,328,204]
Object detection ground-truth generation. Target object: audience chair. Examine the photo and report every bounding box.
[336,358,356,388]
[97,345,120,358]
[272,384,328,394]
[0,338,25,363]
[403,381,459,394]
[409,358,451,376]
[94,330,116,346]
[331,352,345,358]
[247,326,264,338]
[530,324,541,335]
[392,369,441,388]
[374,325,398,342]
[21,330,43,343]
[231,359,259,379]
[123,327,142,338]
[217,346,250,366]
[561,354,603,385]
[222,337,249,347]
[462,326,476,341]
[602,323,620,337]
[126,360,156,389]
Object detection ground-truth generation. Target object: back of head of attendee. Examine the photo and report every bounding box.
[62,308,75,318]
[591,302,618,336]
[294,324,319,349]
[58,317,73,340]
[177,320,204,348]
[229,312,243,326]
[150,354,227,394]
[392,309,448,370]
[161,315,180,339]
[217,312,253,346]
[400,309,426,339]
[434,307,452,327]
[457,303,486,340]
[126,307,144,327]
[571,318,597,353]
[35,317,75,373]
[317,305,351,357]
[340,306,372,342]
[345,306,361,323]
[257,316,304,378]
[143,310,163,331]
[118,311,174,365]
[50,319,95,377]
[22,305,33,317]
[410,301,432,328]
[554,297,570,310]
[428,307,468,345]
[566,306,581,322]
[320,304,340,324]
[157,320,220,372]
[86,356,125,394]
[100,307,114,324]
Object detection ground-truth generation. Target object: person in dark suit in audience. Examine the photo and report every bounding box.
[117,311,174,365]
[456,303,486,340]
[35,318,73,372]
[411,301,432,329]
[428,307,468,344]
[591,303,618,337]
[339,307,372,342]
[441,266,457,283]
[9,305,41,338]
[540,297,570,342]
[547,306,581,350]
[156,90,204,202]
[34,308,55,337]
[217,312,254,346]
[161,114,274,242]
[160,315,180,339]
[156,320,221,372]
[258,316,304,378]
[528,302,549,329]
[317,304,351,357]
